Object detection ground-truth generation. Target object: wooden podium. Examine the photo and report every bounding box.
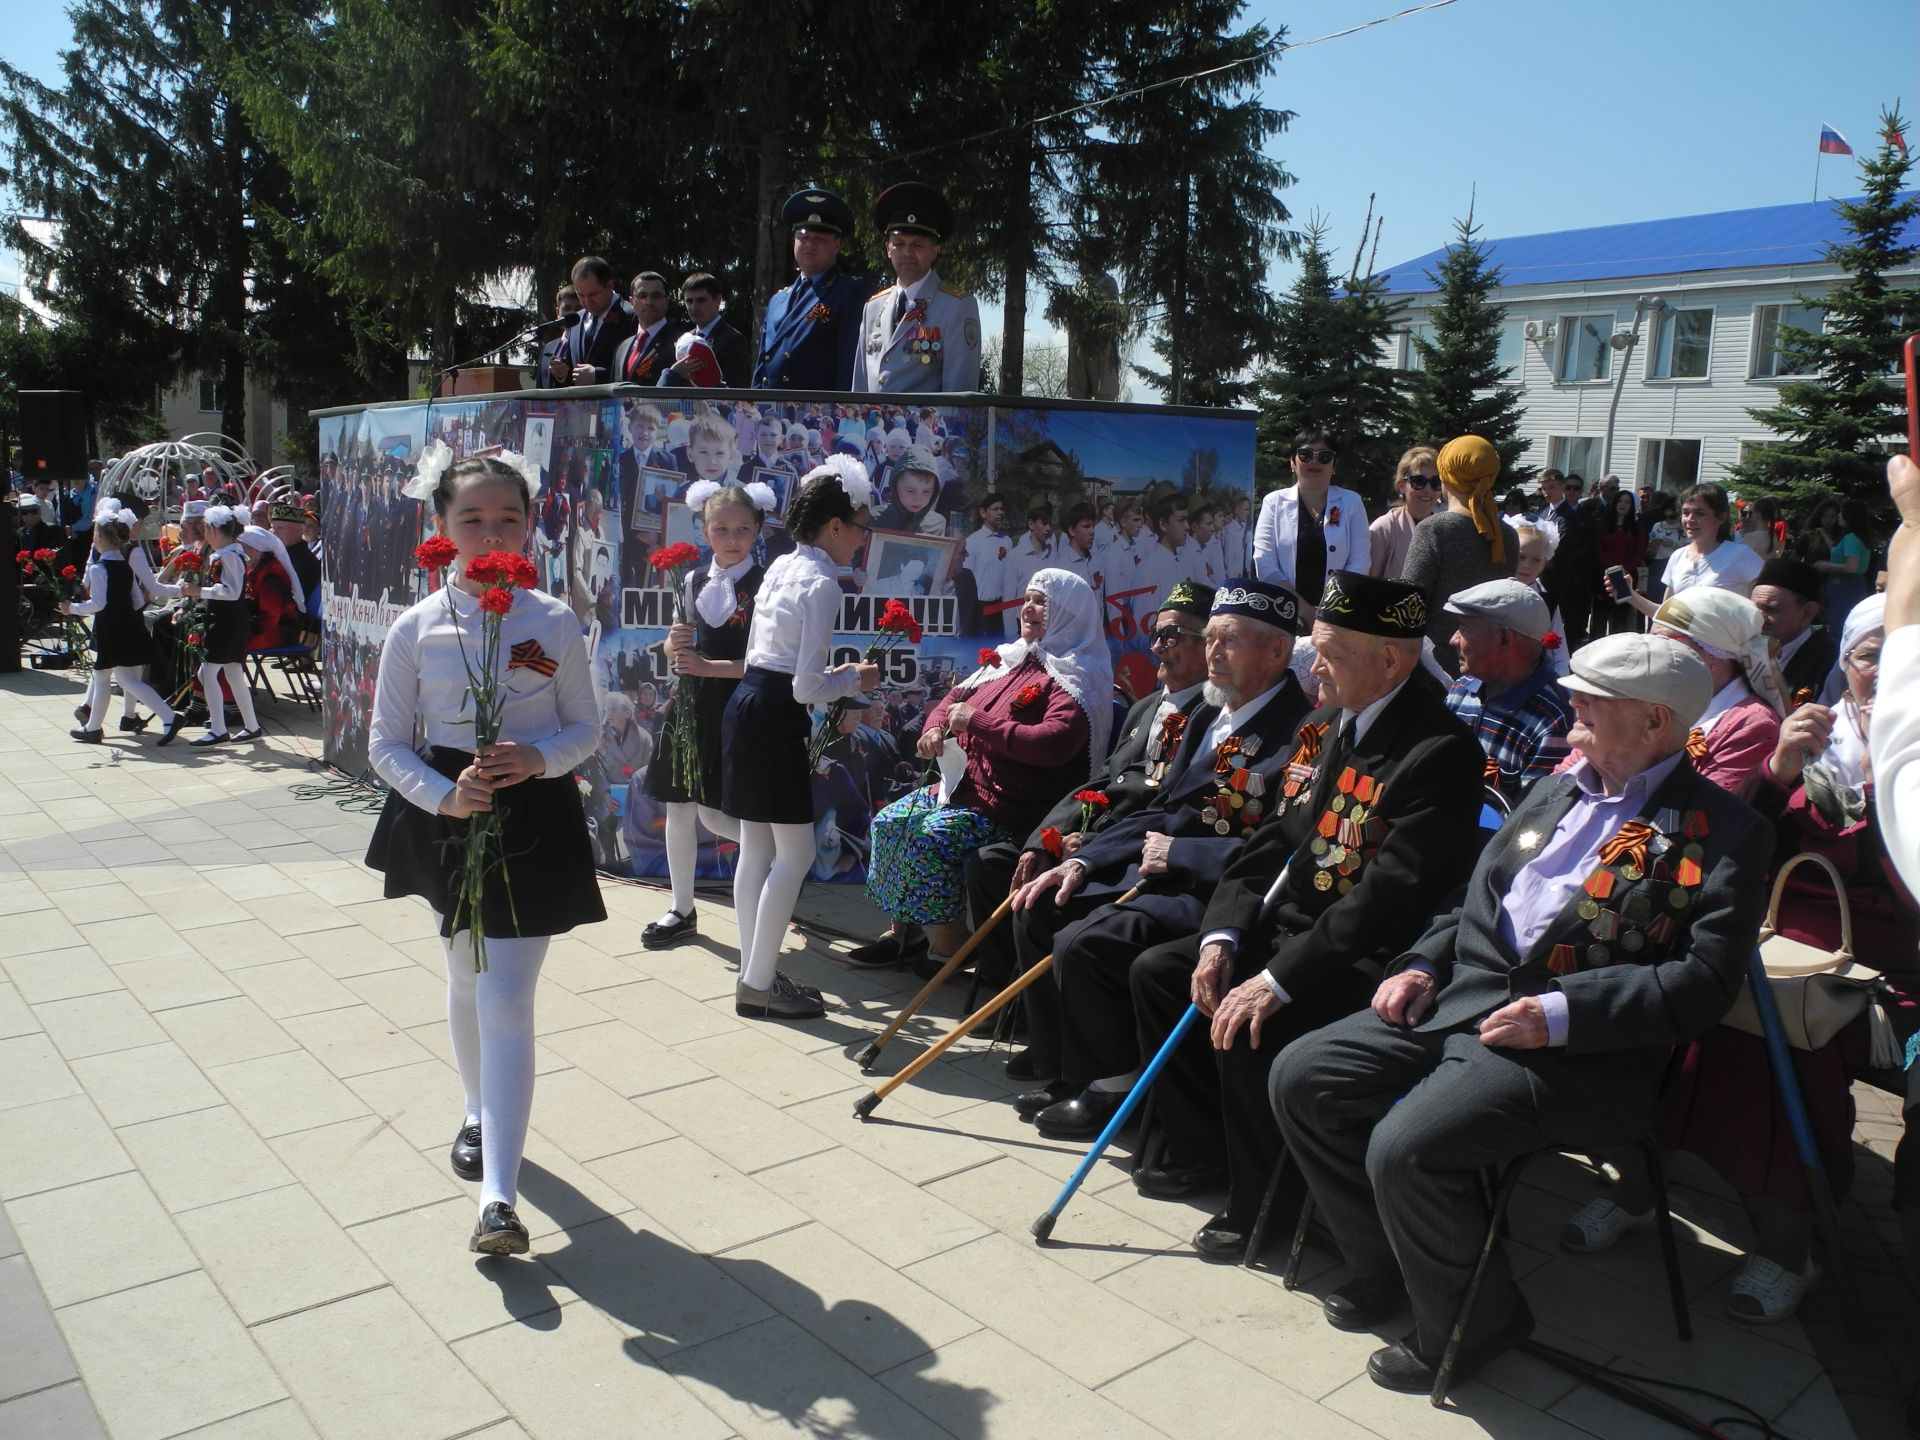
[438,366,526,398]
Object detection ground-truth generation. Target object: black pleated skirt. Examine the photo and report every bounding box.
[92,608,155,670]
[365,745,608,938]
[720,667,815,825]
[642,673,741,806]
[203,598,250,664]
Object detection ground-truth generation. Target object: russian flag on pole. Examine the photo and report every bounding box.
[1819,125,1853,156]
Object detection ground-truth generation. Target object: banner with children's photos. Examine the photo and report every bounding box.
[314,389,1256,882]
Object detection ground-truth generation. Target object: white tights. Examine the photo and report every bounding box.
[85,666,173,729]
[198,661,259,735]
[663,802,740,916]
[441,927,548,1210]
[733,820,813,991]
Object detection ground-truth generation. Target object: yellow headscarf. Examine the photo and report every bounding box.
[1436,434,1505,565]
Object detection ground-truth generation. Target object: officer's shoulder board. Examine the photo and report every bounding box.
[871,283,898,300]
[938,283,970,300]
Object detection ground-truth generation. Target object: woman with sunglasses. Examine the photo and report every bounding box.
[1366,446,1441,579]
[1253,431,1369,693]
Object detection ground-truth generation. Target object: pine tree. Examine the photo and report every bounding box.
[1401,205,1532,481]
[1256,211,1407,504]
[1729,109,1919,518]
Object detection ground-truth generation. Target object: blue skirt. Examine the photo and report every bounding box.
[720,667,814,825]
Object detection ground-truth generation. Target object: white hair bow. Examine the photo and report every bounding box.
[742,480,778,515]
[493,448,544,499]
[683,479,721,515]
[803,453,873,513]
[401,439,454,501]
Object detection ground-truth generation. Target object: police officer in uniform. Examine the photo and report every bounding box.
[752,188,874,391]
[853,182,982,394]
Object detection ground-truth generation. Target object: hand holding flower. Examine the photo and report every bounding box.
[442,766,495,819]
[475,739,545,786]
[946,701,975,735]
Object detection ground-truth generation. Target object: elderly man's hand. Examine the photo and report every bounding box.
[1210,974,1281,1049]
[1137,831,1173,876]
[1373,969,1436,1027]
[1478,996,1548,1049]
[1012,861,1085,912]
[1191,939,1234,1016]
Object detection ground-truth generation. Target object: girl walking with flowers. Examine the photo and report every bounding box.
[179,504,264,746]
[638,479,777,950]
[364,454,604,1256]
[62,505,185,746]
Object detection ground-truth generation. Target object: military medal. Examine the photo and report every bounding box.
[1517,829,1542,852]
[1548,944,1579,976]
[1588,943,1611,966]
[1314,871,1333,891]
[1620,930,1646,953]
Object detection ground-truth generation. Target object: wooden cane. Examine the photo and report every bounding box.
[852,883,1144,1120]
[854,894,1014,1071]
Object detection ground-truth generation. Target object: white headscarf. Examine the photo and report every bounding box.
[952,567,1112,777]
[1653,587,1783,715]
[1821,592,1885,790]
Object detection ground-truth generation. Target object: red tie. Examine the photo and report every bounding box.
[628,327,649,378]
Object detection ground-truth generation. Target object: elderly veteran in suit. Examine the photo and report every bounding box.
[1005,578,1314,1137]
[956,581,1214,990]
[1126,571,1486,1257]
[852,182,982,394]
[1269,632,1772,1395]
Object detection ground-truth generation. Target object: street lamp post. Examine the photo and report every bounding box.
[1602,295,1667,480]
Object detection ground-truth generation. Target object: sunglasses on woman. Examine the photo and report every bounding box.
[1294,447,1337,464]
[1403,473,1440,489]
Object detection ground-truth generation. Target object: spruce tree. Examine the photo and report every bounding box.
[1401,205,1532,481]
[1256,213,1407,504]
[1729,108,1919,519]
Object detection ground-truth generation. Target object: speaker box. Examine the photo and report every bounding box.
[18,389,89,482]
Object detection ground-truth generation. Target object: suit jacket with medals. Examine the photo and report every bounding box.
[1780,626,1839,704]
[852,273,982,393]
[1019,687,1204,856]
[1204,678,1486,1001]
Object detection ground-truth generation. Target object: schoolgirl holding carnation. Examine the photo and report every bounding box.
[640,478,778,949]
[721,456,881,1020]
[62,505,185,746]
[178,503,263,746]
[364,452,604,1256]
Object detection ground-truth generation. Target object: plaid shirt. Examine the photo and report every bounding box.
[1445,658,1576,800]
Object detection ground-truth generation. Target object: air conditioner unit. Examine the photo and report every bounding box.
[1523,319,1554,342]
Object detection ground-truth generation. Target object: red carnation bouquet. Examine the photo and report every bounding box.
[1073,788,1110,832]
[650,542,706,793]
[167,550,208,703]
[419,540,542,971]
[20,547,91,673]
[807,598,922,765]
[978,647,1001,668]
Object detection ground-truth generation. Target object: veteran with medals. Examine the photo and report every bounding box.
[1005,578,1313,1135]
[1129,571,1485,1255]
[753,188,875,391]
[851,182,983,394]
[1269,632,1771,1396]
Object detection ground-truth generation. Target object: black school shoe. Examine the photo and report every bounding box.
[469,1202,530,1256]
[845,929,927,968]
[229,727,264,742]
[155,714,187,747]
[119,715,151,733]
[641,909,698,949]
[69,728,103,744]
[190,730,228,747]
[449,1123,482,1180]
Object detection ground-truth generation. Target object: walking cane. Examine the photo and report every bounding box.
[853,895,1014,1072]
[1027,863,1293,1243]
[852,883,1143,1120]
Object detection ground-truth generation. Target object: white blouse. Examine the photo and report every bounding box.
[742,544,866,707]
[369,583,600,816]
[127,545,173,601]
[68,555,141,615]
[196,543,249,602]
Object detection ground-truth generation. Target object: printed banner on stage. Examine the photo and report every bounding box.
[316,391,1255,883]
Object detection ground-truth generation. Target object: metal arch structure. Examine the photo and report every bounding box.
[96,434,262,526]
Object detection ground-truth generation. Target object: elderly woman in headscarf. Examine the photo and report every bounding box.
[849,568,1112,967]
[1561,592,1920,1327]
[1648,586,1784,801]
[1400,434,1520,674]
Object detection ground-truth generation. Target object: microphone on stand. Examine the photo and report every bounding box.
[436,312,582,391]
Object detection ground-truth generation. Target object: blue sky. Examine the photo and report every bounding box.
[5,1,1916,341]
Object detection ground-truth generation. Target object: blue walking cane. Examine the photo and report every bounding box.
[1031,863,1292,1244]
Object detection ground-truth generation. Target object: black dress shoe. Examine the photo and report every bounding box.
[1324,1274,1409,1331]
[230,727,264,742]
[1004,1048,1047,1082]
[74,703,89,722]
[1134,1160,1228,1199]
[1013,1080,1077,1119]
[641,909,698,949]
[69,728,103,744]
[155,714,187,747]
[118,715,151,733]
[844,930,926,968]
[1192,1216,1249,1261]
[1034,1088,1128,1140]
[469,1201,530,1256]
[449,1122,482,1180]
[189,730,228,747]
[1366,1304,1534,1394]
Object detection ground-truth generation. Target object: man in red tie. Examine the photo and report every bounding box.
[612,271,685,386]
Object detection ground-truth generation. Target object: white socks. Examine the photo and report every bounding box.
[89,666,173,730]
[441,928,548,1210]
[197,661,259,734]
[733,820,812,991]
[663,802,742,917]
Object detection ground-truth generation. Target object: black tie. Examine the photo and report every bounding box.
[894,291,908,327]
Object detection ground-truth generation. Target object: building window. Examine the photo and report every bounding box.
[1751,302,1823,379]
[1639,438,1702,494]
[1649,307,1713,380]
[1400,323,1433,372]
[197,377,224,413]
[1557,313,1616,383]
[1494,320,1526,385]
[1549,436,1605,479]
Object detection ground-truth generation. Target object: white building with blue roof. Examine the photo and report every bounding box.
[1379,194,1920,497]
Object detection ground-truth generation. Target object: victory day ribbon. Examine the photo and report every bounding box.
[1483,756,1501,788]
[508,639,558,677]
[1597,819,1655,871]
[1213,736,1243,775]
[1686,727,1708,763]
[1155,710,1188,763]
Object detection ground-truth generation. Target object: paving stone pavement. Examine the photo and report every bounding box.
[0,669,1907,1439]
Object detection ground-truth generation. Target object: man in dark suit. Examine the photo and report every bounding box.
[753,188,874,391]
[672,273,751,388]
[611,271,685,388]
[1537,469,1598,649]
[1751,557,1839,704]
[1127,571,1487,1256]
[534,283,581,388]
[938,582,1215,984]
[552,256,636,387]
[1270,632,1771,1394]
[1006,579,1314,1136]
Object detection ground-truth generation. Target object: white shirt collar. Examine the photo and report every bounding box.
[1160,679,1204,713]
[898,271,939,307]
[1213,677,1288,739]
[1342,675,1412,745]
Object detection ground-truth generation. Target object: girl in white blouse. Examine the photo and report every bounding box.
[178,505,263,746]
[721,459,881,1020]
[364,456,603,1257]
[61,508,184,745]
